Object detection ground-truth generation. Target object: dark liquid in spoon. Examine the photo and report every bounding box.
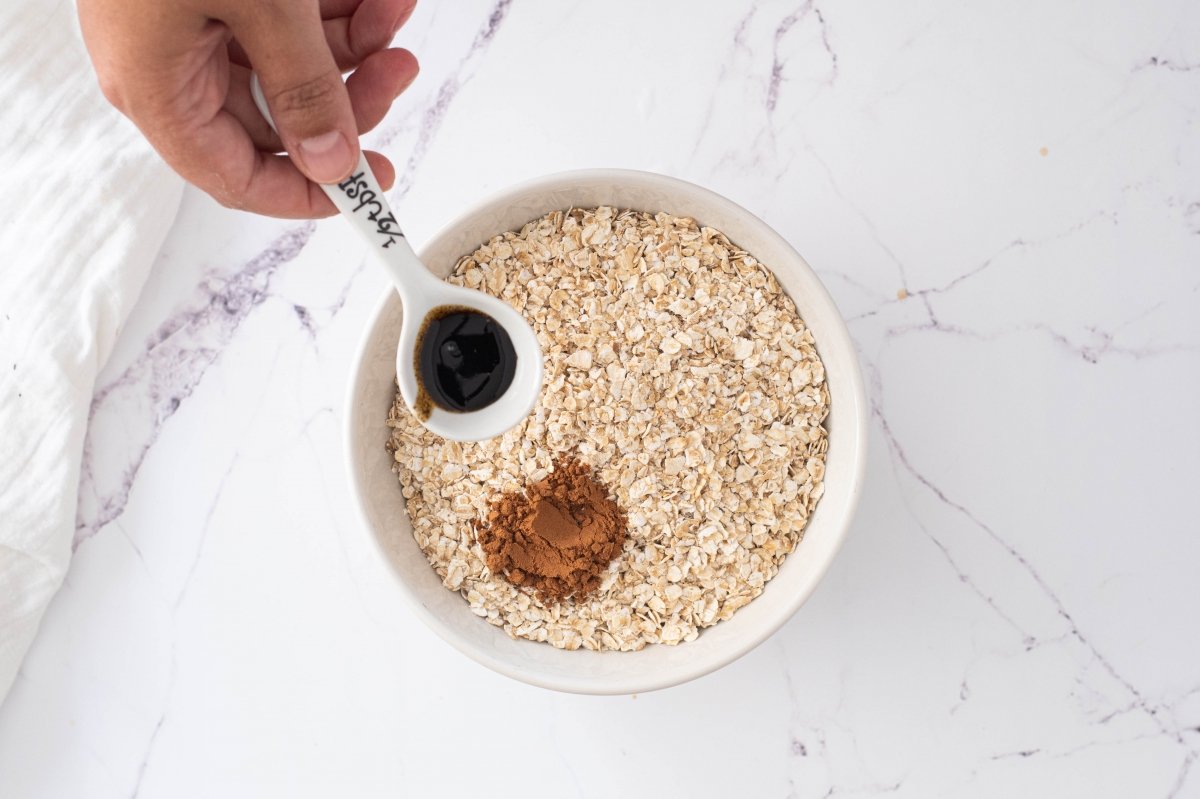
[414,306,517,417]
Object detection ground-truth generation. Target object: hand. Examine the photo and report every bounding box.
[78,0,419,218]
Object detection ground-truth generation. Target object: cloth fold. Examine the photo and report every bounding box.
[0,0,185,704]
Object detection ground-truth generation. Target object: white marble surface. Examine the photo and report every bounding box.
[3,0,1199,795]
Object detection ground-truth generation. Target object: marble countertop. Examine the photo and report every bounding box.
[2,1,1198,796]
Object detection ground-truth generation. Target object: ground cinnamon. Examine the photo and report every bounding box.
[476,456,626,603]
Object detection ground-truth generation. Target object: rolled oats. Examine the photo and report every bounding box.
[386,208,830,651]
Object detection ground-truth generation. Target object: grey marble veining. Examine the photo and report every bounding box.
[3,1,1199,796]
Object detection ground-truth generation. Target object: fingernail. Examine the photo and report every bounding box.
[298,131,353,183]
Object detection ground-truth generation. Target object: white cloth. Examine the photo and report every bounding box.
[0,0,184,703]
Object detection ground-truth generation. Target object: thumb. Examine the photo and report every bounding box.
[232,4,359,184]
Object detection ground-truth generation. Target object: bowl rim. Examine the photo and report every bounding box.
[344,168,868,694]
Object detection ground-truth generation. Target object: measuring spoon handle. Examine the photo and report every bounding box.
[249,75,436,306]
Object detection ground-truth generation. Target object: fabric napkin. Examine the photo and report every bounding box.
[0,0,184,704]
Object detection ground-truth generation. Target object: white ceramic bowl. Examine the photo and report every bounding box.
[346,169,867,694]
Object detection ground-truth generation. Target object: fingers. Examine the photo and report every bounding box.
[223,49,417,152]
[227,0,416,72]
[344,47,420,130]
[231,148,397,218]
[178,104,396,217]
[224,65,281,151]
[80,0,413,219]
[228,1,358,184]
[342,0,418,61]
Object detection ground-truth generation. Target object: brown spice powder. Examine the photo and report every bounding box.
[476,457,627,602]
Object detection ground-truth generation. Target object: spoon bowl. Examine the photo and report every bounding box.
[250,76,542,441]
[394,279,542,441]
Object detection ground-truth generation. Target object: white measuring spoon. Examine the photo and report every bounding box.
[251,76,542,441]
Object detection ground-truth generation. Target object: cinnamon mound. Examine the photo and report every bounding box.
[476,457,626,602]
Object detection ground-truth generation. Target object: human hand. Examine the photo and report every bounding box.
[78,0,419,218]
